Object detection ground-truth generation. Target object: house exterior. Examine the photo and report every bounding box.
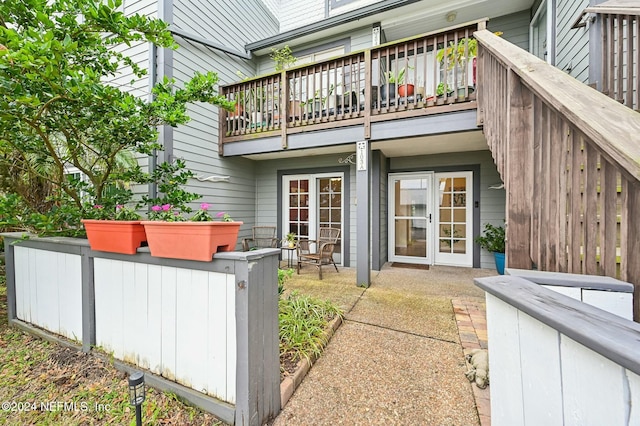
[116,0,635,288]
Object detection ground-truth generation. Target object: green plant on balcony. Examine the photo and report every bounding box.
[436,82,452,97]
[386,67,407,85]
[270,45,297,72]
[301,84,337,113]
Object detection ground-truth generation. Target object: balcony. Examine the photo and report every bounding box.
[220,20,486,152]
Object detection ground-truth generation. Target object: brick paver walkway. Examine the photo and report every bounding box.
[453,298,490,426]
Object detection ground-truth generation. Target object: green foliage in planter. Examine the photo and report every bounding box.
[475,223,505,253]
[0,0,234,235]
[279,291,342,363]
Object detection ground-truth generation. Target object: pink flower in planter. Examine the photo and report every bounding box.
[116,204,124,210]
[161,204,172,211]
[151,205,162,212]
[216,211,225,218]
[93,205,104,209]
[200,203,210,210]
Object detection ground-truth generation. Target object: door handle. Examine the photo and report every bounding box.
[428,214,432,223]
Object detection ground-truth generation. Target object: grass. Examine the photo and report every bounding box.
[0,265,342,425]
[0,266,223,425]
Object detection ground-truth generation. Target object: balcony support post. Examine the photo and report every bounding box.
[356,140,371,288]
[364,50,372,139]
[505,69,534,270]
[281,70,289,149]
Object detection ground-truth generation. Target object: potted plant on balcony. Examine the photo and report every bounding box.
[437,37,478,99]
[475,223,506,274]
[269,45,299,121]
[381,67,403,101]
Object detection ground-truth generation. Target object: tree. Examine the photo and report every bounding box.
[0,0,233,234]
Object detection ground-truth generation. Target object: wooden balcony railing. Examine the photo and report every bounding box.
[475,29,640,320]
[588,6,640,111]
[220,20,486,145]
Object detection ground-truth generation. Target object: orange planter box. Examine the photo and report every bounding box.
[82,219,147,255]
[141,221,243,262]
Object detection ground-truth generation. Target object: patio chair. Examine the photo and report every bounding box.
[297,227,340,279]
[242,226,279,251]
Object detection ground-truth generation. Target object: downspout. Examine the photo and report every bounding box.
[158,0,174,165]
[170,28,251,60]
[148,42,158,202]
[548,0,556,66]
[588,0,606,91]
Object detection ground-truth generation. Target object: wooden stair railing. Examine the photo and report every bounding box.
[474,29,640,320]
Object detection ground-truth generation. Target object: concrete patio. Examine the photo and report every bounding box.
[274,263,495,425]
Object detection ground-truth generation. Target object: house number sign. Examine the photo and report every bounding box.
[357,141,367,171]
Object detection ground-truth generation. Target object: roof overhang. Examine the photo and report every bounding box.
[245,0,422,54]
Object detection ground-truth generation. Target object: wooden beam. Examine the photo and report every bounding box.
[364,50,372,139]
[281,70,289,149]
[620,180,640,321]
[505,69,533,269]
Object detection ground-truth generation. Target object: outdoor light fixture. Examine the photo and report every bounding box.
[128,372,145,426]
[446,11,457,22]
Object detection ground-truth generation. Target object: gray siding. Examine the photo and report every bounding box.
[279,0,325,32]
[112,0,158,201]
[488,10,531,51]
[279,0,383,31]
[173,0,277,51]
[255,26,371,76]
[171,44,258,245]
[168,0,279,246]
[255,149,504,270]
[556,0,590,82]
[255,154,357,267]
[377,151,389,267]
[390,150,505,270]
[349,26,374,52]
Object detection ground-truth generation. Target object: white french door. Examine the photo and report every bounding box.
[389,171,473,267]
[434,171,473,267]
[389,173,434,264]
[283,173,344,264]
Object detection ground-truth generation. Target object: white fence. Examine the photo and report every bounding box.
[13,246,82,341]
[94,259,237,403]
[506,268,634,320]
[476,275,640,426]
[3,234,280,425]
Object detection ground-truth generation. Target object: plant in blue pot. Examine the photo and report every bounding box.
[475,223,506,274]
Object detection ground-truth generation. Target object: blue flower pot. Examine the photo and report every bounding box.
[493,252,505,275]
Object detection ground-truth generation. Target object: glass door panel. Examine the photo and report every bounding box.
[389,173,433,264]
[286,178,310,241]
[317,177,342,262]
[435,172,473,266]
[283,174,343,265]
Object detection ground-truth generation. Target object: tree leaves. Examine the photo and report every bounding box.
[0,0,229,235]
